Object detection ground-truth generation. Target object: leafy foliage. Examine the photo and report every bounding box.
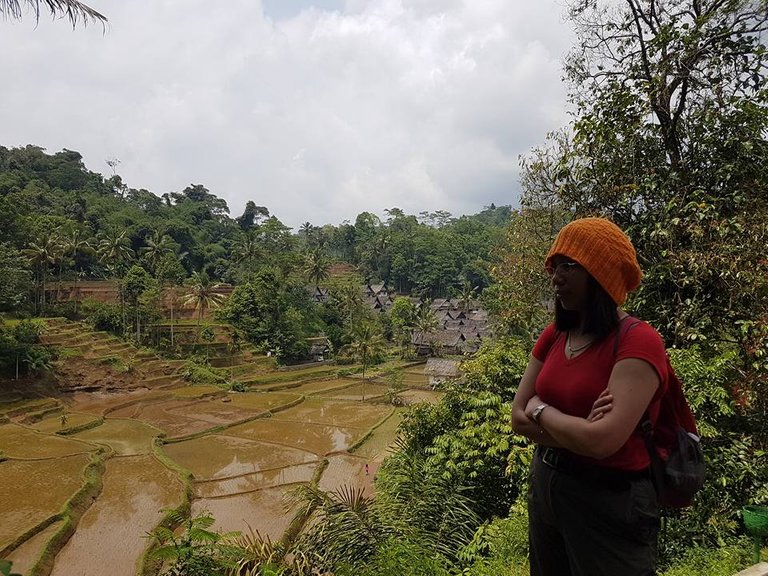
[149,509,233,576]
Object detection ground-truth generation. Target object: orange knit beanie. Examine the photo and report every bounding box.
[545,217,642,305]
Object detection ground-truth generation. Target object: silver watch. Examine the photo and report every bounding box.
[531,403,548,424]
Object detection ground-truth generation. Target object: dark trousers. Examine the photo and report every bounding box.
[528,449,660,576]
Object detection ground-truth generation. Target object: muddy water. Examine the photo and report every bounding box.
[6,520,62,574]
[320,453,377,496]
[272,398,393,428]
[321,382,390,400]
[352,410,404,461]
[195,462,319,498]
[29,412,101,434]
[164,434,317,479]
[226,419,361,454]
[71,418,162,455]
[50,454,182,576]
[3,356,437,574]
[0,424,95,459]
[193,486,295,541]
[0,455,89,548]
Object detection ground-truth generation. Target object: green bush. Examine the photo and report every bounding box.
[340,538,450,576]
[460,500,529,576]
[659,539,753,576]
[81,300,124,335]
[181,362,228,385]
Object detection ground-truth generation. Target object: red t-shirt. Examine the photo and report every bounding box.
[531,319,669,471]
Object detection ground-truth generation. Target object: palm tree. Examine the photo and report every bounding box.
[22,234,57,314]
[232,229,260,281]
[63,229,94,315]
[287,484,381,572]
[49,230,66,302]
[139,230,175,275]
[456,280,478,314]
[180,271,226,339]
[96,229,134,277]
[347,322,385,399]
[1,0,107,27]
[414,304,439,356]
[303,248,330,289]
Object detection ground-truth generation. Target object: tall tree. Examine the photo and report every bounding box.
[96,229,134,278]
[303,248,331,289]
[22,234,57,314]
[0,243,32,312]
[139,230,176,276]
[180,271,226,334]
[231,229,261,282]
[63,228,94,315]
[347,322,385,397]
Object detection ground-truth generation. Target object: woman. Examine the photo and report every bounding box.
[511,217,669,576]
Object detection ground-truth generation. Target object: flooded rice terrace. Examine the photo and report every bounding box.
[0,320,441,575]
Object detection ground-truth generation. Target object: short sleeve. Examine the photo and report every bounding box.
[532,323,558,362]
[616,320,669,397]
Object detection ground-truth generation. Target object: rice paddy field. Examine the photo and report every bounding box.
[0,319,439,575]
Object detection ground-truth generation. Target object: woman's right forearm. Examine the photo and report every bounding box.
[512,408,562,446]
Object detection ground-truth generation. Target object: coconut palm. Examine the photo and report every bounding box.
[96,229,134,277]
[22,234,57,313]
[456,280,478,313]
[63,229,94,315]
[303,248,330,289]
[1,0,106,27]
[414,303,439,354]
[180,271,226,340]
[139,230,175,276]
[347,322,385,400]
[231,229,260,281]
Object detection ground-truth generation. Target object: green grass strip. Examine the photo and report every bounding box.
[348,407,397,454]
[56,417,105,436]
[140,438,196,576]
[25,447,111,576]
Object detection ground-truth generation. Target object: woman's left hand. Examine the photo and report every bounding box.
[524,395,545,420]
[587,388,614,422]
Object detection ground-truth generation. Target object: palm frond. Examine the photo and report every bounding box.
[1,0,107,28]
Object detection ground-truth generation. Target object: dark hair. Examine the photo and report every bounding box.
[554,275,619,341]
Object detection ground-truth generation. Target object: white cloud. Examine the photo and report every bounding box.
[0,0,574,229]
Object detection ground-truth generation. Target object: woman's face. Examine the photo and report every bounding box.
[548,255,589,311]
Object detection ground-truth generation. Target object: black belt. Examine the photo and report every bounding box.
[538,446,649,489]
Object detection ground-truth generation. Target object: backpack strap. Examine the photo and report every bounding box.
[612,315,641,355]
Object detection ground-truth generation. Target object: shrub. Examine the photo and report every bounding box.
[81,300,124,335]
[659,539,753,576]
[229,381,248,393]
[181,362,228,385]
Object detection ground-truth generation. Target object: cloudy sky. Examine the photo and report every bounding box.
[1,0,575,229]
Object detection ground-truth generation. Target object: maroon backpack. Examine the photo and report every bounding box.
[616,318,706,508]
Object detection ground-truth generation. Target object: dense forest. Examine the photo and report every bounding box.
[3,0,768,575]
[0,143,509,294]
[0,142,513,365]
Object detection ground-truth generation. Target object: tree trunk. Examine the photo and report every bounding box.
[170,288,175,347]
